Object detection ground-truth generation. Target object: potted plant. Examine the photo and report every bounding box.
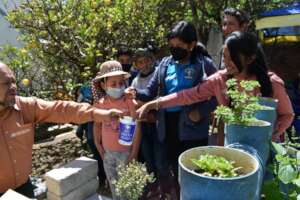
[114,161,155,200]
[191,154,242,178]
[256,97,278,137]
[214,78,272,167]
[179,146,261,200]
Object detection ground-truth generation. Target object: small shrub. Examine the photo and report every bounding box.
[114,160,155,200]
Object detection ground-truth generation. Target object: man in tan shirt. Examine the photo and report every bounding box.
[0,63,123,197]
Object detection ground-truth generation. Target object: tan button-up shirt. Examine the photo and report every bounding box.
[0,96,96,193]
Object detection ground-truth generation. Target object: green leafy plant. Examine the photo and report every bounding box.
[191,154,242,178]
[262,127,300,199]
[271,140,300,199]
[114,160,155,200]
[214,78,265,126]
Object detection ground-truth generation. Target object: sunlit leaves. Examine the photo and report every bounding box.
[215,78,263,125]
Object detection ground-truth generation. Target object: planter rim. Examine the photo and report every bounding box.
[179,146,259,181]
[258,105,275,111]
[225,120,271,127]
[258,97,279,103]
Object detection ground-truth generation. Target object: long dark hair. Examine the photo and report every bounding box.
[167,20,211,62]
[225,32,273,97]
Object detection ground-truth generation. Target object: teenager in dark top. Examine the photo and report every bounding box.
[116,47,138,85]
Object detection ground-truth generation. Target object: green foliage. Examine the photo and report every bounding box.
[184,0,295,42]
[0,45,54,98]
[191,154,241,178]
[114,160,155,200]
[3,0,191,98]
[262,180,284,200]
[214,78,265,126]
[263,128,300,199]
[1,0,295,98]
[272,142,300,186]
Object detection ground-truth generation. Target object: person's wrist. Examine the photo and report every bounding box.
[92,109,96,121]
[155,98,161,111]
[132,88,137,98]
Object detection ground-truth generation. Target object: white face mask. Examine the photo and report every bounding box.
[106,85,125,99]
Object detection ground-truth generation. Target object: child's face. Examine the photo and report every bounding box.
[101,75,125,90]
[134,57,152,71]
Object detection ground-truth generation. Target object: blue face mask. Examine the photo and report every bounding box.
[106,86,125,99]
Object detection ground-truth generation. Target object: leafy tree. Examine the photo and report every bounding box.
[1,0,295,98]
[187,0,296,42]
[4,0,190,98]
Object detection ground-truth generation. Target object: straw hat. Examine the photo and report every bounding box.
[94,60,131,81]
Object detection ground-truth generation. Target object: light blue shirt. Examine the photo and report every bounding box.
[165,61,195,112]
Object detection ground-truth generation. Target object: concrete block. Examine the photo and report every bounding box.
[0,189,31,200]
[85,194,112,200]
[45,156,98,196]
[47,178,98,200]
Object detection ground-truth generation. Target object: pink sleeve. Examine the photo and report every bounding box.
[271,78,294,134]
[160,74,220,109]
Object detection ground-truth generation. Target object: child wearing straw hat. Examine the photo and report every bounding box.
[92,60,141,200]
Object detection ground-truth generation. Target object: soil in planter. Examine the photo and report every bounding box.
[192,154,244,178]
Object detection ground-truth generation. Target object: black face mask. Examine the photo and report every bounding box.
[170,47,189,61]
[122,64,132,72]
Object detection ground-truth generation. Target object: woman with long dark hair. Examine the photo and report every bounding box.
[138,31,294,141]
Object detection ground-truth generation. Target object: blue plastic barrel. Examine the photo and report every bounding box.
[178,146,261,200]
[224,121,272,167]
[293,116,300,134]
[257,97,278,133]
[258,97,278,109]
[226,143,264,196]
[256,97,278,137]
[292,104,300,134]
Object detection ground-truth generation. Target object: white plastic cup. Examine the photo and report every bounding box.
[119,116,136,146]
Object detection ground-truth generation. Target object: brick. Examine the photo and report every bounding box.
[45,156,98,196]
[47,178,98,200]
[0,189,31,200]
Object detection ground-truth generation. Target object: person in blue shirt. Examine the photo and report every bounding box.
[127,20,217,199]
[75,84,93,140]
